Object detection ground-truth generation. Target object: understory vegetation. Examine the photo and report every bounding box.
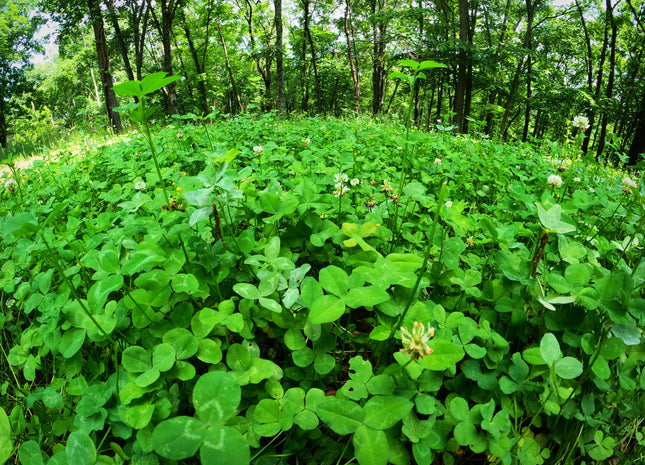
[1,76,645,465]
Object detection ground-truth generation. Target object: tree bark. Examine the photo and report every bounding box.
[216,23,244,114]
[627,92,645,165]
[180,9,209,114]
[275,0,286,113]
[344,0,360,117]
[596,0,617,160]
[371,0,388,115]
[453,0,468,133]
[148,0,180,114]
[104,0,135,81]
[87,0,122,132]
[302,0,322,113]
[0,93,7,148]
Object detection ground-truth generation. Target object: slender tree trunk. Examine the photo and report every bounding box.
[88,0,122,132]
[105,0,135,81]
[302,0,322,113]
[596,0,617,160]
[344,0,360,117]
[216,23,244,114]
[453,0,468,132]
[275,0,286,113]
[0,94,7,148]
[181,12,209,114]
[148,0,180,114]
[627,91,645,165]
[521,54,532,142]
[371,0,387,115]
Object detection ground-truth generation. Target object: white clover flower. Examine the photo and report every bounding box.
[135,181,147,191]
[547,174,563,188]
[445,201,453,208]
[400,321,435,359]
[572,115,590,131]
[574,177,581,183]
[350,178,360,187]
[434,158,442,166]
[466,236,474,246]
[6,298,16,308]
[253,145,263,155]
[397,146,403,151]
[302,137,311,147]
[589,187,595,193]
[4,179,17,192]
[381,180,393,193]
[333,184,350,197]
[623,177,638,190]
[334,173,349,184]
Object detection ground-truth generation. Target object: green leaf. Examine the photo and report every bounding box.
[87,274,123,311]
[353,425,389,465]
[420,340,465,371]
[233,283,261,300]
[152,343,176,372]
[113,80,142,97]
[193,371,241,425]
[18,441,43,465]
[554,357,583,379]
[319,266,349,296]
[66,431,96,465]
[0,408,13,464]
[363,396,413,430]
[163,328,199,360]
[152,416,205,460]
[316,399,364,435]
[309,294,346,324]
[540,333,561,366]
[200,426,250,465]
[172,273,200,294]
[59,328,86,359]
[122,346,151,373]
[449,397,469,422]
[535,203,576,234]
[345,286,390,308]
[418,60,446,71]
[4,212,39,238]
[140,72,182,95]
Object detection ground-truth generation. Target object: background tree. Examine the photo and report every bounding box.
[0,0,42,148]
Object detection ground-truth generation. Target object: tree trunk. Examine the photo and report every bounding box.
[627,92,645,165]
[371,0,387,115]
[453,0,468,133]
[148,0,180,114]
[0,93,7,148]
[180,12,208,114]
[87,0,122,132]
[216,23,244,114]
[275,0,286,113]
[105,0,135,81]
[243,0,273,111]
[344,0,360,117]
[302,0,322,113]
[596,0,617,160]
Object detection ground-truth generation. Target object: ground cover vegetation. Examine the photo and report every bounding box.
[1,68,645,464]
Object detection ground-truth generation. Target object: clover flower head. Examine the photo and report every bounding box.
[466,236,474,246]
[350,178,360,187]
[445,201,453,208]
[4,179,17,192]
[135,181,147,191]
[6,298,16,308]
[333,183,350,197]
[253,145,263,155]
[572,115,590,131]
[400,321,435,359]
[302,137,311,147]
[334,173,349,184]
[434,158,442,166]
[365,198,377,210]
[574,177,581,183]
[547,174,563,188]
[382,180,393,193]
[623,177,638,190]
[397,146,403,151]
[589,187,595,193]
[176,133,184,139]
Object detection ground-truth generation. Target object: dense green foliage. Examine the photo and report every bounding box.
[1,81,645,465]
[2,0,645,165]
